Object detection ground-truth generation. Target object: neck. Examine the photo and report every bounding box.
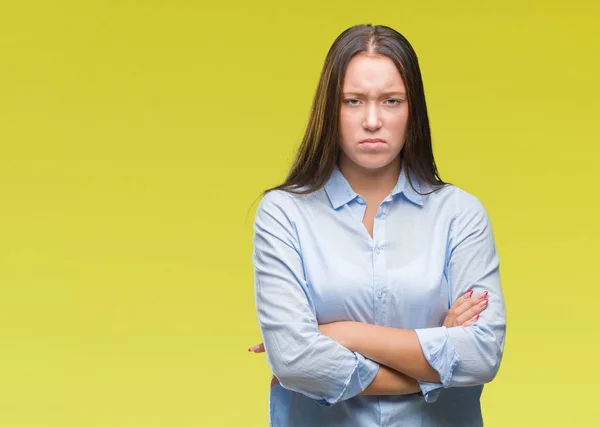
[338,154,401,202]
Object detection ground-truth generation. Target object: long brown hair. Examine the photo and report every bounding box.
[264,24,446,196]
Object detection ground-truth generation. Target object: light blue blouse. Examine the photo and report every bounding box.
[252,165,506,426]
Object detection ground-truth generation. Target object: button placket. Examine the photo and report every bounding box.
[372,203,388,325]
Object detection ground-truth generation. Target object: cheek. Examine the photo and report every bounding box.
[387,109,409,127]
[338,113,356,142]
[386,113,409,139]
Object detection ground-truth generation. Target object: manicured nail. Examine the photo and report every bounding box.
[474,314,480,320]
[479,291,488,299]
[465,290,473,299]
[478,299,488,306]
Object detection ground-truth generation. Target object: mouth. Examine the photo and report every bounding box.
[359,138,386,150]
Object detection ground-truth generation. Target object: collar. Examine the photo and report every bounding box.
[323,165,358,209]
[324,163,424,210]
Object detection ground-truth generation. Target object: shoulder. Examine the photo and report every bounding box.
[257,187,323,215]
[255,188,314,225]
[427,184,488,220]
[253,189,317,244]
[257,188,312,210]
[432,186,493,241]
[255,190,295,221]
[258,189,293,208]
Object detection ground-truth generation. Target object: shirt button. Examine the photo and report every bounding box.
[376,247,381,255]
[377,291,384,298]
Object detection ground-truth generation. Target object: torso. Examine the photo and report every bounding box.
[265,183,486,427]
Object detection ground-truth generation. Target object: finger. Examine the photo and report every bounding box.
[457,290,474,305]
[448,290,474,314]
[456,298,489,325]
[476,291,489,300]
[463,298,489,323]
[270,376,279,387]
[454,290,488,317]
[445,290,474,323]
[248,343,265,353]
[462,314,480,327]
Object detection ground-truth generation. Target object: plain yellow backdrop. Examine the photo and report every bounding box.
[1,1,598,426]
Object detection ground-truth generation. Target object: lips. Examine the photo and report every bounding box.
[359,139,386,150]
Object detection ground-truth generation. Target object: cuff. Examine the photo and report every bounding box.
[314,352,380,407]
[418,380,443,403]
[415,327,461,402]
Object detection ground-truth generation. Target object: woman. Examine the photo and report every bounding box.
[249,24,506,427]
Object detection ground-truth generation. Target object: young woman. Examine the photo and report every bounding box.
[249,24,506,427]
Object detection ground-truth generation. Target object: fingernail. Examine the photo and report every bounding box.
[479,291,488,299]
[248,348,252,352]
[474,314,480,320]
[465,290,473,299]
[479,299,488,306]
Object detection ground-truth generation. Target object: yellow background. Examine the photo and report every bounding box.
[1,1,598,425]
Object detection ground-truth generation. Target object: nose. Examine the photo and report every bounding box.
[362,103,382,131]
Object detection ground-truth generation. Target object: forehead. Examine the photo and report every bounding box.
[343,53,405,92]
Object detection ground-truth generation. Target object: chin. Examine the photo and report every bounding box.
[339,148,401,171]
[351,154,399,170]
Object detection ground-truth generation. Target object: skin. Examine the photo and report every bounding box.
[250,53,489,395]
[338,53,409,198]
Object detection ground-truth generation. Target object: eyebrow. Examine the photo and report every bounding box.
[342,91,406,97]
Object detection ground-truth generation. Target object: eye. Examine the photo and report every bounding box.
[342,99,361,106]
[385,99,404,105]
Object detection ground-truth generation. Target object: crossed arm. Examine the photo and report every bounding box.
[250,290,489,396]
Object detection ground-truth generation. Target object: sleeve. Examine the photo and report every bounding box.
[252,191,380,407]
[414,190,507,403]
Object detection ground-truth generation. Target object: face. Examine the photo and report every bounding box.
[338,52,409,172]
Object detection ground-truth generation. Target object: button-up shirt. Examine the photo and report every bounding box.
[252,165,506,426]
